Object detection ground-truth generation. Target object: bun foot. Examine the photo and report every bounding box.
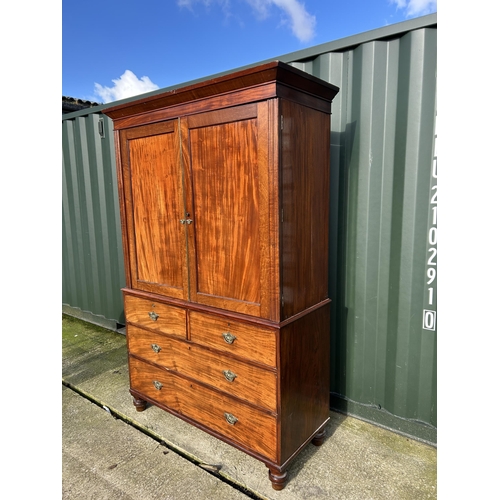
[312,428,327,446]
[268,467,287,490]
[132,397,147,412]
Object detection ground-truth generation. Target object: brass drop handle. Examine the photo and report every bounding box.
[223,370,237,382]
[222,332,237,344]
[224,412,238,425]
[149,311,159,321]
[153,380,163,390]
[151,343,161,353]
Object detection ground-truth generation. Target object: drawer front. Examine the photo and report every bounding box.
[189,311,276,367]
[128,324,277,412]
[129,357,277,461]
[124,294,186,338]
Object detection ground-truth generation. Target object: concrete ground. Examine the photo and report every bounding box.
[62,314,437,500]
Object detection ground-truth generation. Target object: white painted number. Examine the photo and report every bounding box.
[423,122,437,332]
[430,185,437,204]
[432,206,437,225]
[428,227,437,246]
[423,310,436,331]
[427,248,437,266]
[427,268,436,285]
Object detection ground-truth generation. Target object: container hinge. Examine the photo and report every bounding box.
[281,295,284,307]
[280,115,284,130]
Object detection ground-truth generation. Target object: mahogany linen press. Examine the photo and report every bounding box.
[103,61,339,490]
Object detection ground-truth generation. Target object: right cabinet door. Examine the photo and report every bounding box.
[182,102,278,319]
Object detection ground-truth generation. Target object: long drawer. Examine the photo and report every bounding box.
[129,357,277,461]
[189,311,276,367]
[127,325,277,412]
[124,294,186,339]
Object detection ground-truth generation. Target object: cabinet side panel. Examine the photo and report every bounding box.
[280,101,331,318]
[279,303,330,464]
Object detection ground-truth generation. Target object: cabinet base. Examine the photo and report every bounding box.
[267,427,327,490]
[268,467,288,490]
[132,396,148,412]
[312,428,327,446]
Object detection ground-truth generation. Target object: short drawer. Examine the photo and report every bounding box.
[189,311,276,367]
[129,357,277,461]
[128,324,277,412]
[124,294,186,339]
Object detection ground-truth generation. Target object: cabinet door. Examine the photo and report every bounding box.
[120,120,189,299]
[181,103,278,318]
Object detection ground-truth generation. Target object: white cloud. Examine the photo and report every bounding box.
[94,70,159,103]
[177,0,316,42]
[390,0,437,17]
[252,0,316,42]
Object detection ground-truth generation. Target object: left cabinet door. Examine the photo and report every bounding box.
[119,120,189,300]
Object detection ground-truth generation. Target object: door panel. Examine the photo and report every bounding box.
[121,120,189,299]
[182,104,272,317]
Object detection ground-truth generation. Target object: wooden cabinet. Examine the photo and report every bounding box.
[103,61,339,490]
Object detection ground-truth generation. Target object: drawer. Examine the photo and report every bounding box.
[124,294,186,338]
[128,324,277,412]
[189,311,276,367]
[129,357,277,461]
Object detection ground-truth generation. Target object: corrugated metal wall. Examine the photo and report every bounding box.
[285,25,437,443]
[62,113,126,328]
[62,15,437,443]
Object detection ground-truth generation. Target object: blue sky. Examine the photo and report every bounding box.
[63,0,436,103]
